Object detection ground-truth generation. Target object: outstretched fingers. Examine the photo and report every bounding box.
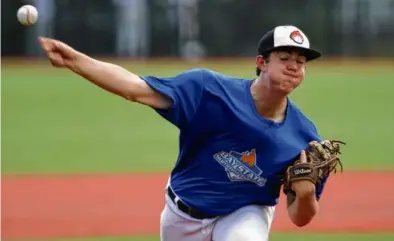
[299,150,307,163]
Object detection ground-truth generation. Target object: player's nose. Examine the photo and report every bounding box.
[286,61,298,71]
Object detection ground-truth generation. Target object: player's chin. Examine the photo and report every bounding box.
[279,80,299,94]
[280,86,295,95]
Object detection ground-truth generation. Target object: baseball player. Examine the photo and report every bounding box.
[39,25,344,241]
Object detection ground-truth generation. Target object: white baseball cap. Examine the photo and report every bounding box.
[257,25,322,61]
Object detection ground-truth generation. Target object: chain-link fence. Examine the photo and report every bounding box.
[2,0,394,58]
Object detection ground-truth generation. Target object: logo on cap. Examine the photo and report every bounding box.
[289,30,304,44]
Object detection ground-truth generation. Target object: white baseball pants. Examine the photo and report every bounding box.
[160,190,275,241]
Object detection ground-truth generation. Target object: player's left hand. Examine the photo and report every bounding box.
[282,139,345,199]
[289,150,316,198]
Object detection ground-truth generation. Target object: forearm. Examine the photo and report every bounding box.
[69,53,143,100]
[39,37,171,108]
[287,192,319,227]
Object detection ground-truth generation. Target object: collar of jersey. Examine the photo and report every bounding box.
[244,79,290,127]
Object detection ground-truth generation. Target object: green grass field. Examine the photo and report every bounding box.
[2,59,394,174]
[24,232,394,241]
[2,58,394,240]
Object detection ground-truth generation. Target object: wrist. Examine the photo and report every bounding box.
[68,52,91,73]
[295,189,316,200]
[293,184,316,199]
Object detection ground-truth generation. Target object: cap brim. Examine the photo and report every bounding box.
[261,46,322,61]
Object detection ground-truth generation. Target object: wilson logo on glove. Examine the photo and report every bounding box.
[293,167,312,176]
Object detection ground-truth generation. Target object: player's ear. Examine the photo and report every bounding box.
[256,55,268,74]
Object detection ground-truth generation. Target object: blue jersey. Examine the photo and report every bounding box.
[141,68,326,216]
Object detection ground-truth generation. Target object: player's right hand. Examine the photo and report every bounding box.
[290,150,316,198]
[38,37,79,68]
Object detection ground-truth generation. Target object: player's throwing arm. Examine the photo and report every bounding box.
[38,37,172,110]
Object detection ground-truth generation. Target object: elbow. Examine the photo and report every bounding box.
[292,209,318,227]
[292,217,313,227]
[121,86,138,102]
[121,79,149,103]
[288,203,318,227]
[123,92,137,102]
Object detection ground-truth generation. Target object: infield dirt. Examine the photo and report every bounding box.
[2,172,394,239]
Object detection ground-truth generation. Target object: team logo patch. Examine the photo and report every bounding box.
[289,30,304,44]
[213,149,267,187]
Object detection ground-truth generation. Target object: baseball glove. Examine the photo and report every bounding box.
[283,140,346,195]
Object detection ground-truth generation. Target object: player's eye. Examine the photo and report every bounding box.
[280,57,289,61]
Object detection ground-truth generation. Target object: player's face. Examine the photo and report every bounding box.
[266,51,307,94]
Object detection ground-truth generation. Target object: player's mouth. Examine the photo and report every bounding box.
[283,72,299,79]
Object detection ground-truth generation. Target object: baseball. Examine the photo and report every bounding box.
[17,5,39,26]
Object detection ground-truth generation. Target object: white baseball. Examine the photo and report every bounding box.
[17,5,39,26]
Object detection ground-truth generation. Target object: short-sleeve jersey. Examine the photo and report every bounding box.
[140,68,326,216]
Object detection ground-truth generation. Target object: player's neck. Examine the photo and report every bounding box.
[250,78,288,122]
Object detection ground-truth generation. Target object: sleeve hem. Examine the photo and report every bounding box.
[139,75,178,121]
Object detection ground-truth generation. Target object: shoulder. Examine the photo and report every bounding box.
[161,68,249,97]
[141,68,247,96]
[174,67,207,82]
[167,68,226,88]
[201,69,249,92]
[202,68,246,82]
